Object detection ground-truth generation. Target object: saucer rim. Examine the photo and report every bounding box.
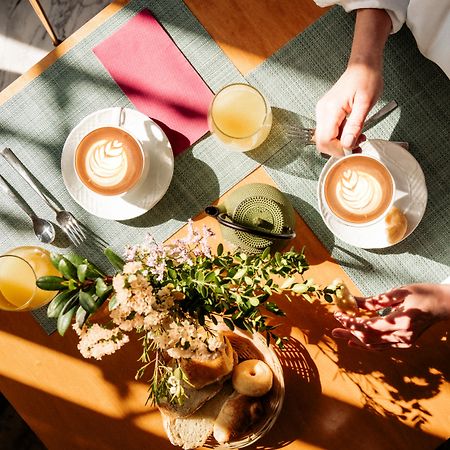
[61,107,174,220]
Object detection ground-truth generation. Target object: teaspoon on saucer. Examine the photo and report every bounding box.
[0,174,55,244]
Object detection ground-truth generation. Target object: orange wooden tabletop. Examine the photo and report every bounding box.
[0,2,449,450]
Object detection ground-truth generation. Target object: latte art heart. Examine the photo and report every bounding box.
[324,155,394,224]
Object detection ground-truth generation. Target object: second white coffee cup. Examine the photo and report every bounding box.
[322,154,395,227]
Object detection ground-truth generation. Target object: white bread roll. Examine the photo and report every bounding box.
[385,206,408,244]
[180,336,235,389]
[232,359,273,397]
[213,391,263,444]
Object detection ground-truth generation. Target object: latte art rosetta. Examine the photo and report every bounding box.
[85,139,128,187]
[323,155,394,224]
[75,127,144,196]
[337,169,383,214]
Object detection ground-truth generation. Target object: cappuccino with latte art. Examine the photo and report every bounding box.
[75,127,144,196]
[323,155,394,225]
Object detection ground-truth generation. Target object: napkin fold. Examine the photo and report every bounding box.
[93,9,213,156]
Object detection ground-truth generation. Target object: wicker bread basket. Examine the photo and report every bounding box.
[204,328,285,449]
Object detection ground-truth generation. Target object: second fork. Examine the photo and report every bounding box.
[0,147,86,246]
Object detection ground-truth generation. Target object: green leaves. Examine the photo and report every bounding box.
[95,278,109,297]
[37,276,67,291]
[58,258,78,280]
[47,290,76,318]
[79,290,97,313]
[58,303,77,336]
[38,250,120,337]
[104,248,125,271]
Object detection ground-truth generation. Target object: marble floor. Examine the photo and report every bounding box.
[0,0,111,92]
[1,3,111,448]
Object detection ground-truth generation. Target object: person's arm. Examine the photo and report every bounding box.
[315,8,392,155]
[332,283,450,350]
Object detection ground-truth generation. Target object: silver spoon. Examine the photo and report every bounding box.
[0,174,55,244]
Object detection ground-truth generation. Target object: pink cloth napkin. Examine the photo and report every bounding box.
[93,9,213,156]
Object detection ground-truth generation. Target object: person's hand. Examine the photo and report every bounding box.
[315,62,383,156]
[332,284,450,350]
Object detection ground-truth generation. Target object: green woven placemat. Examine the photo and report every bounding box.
[0,0,286,333]
[247,7,450,295]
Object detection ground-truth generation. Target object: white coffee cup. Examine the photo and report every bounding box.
[74,126,145,197]
[322,154,395,226]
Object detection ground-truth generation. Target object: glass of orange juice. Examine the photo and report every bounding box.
[208,83,272,152]
[0,246,60,311]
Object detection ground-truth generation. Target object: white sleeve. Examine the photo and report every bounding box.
[313,0,410,33]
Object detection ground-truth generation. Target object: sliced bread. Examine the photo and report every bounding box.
[162,382,234,450]
[158,377,225,418]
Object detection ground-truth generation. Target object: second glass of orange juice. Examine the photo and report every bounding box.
[0,246,60,311]
[208,83,272,152]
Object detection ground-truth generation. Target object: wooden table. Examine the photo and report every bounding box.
[0,2,449,449]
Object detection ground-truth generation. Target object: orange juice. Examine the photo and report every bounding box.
[0,246,60,311]
[208,83,272,151]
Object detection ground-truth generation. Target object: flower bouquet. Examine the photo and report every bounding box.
[37,221,338,448]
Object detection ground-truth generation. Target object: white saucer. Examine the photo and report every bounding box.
[317,139,428,249]
[61,107,174,220]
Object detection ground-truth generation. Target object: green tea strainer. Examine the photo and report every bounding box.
[205,183,296,254]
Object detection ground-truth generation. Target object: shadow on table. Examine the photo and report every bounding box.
[262,294,450,447]
[0,375,174,450]
[246,331,446,450]
[244,107,324,182]
[1,297,449,450]
[120,146,220,228]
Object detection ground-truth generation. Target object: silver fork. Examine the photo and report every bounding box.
[0,147,86,246]
[286,100,398,145]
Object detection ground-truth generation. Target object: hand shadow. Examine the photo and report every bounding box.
[245,107,323,178]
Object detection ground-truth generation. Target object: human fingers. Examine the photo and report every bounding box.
[340,93,372,150]
[355,291,406,311]
[333,322,411,350]
[315,98,347,156]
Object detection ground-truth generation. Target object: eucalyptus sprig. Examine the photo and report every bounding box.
[145,244,334,347]
[37,249,123,336]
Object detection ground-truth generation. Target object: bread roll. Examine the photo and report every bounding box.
[180,336,235,389]
[385,206,408,244]
[232,359,273,397]
[213,391,263,444]
[332,279,358,316]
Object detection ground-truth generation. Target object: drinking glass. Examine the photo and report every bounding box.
[0,246,60,311]
[208,83,272,152]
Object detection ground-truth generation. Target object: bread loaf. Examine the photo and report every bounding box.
[213,391,263,444]
[162,383,234,450]
[180,336,235,389]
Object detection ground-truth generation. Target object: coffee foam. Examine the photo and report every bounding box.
[75,127,143,196]
[324,156,394,224]
[85,139,128,187]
